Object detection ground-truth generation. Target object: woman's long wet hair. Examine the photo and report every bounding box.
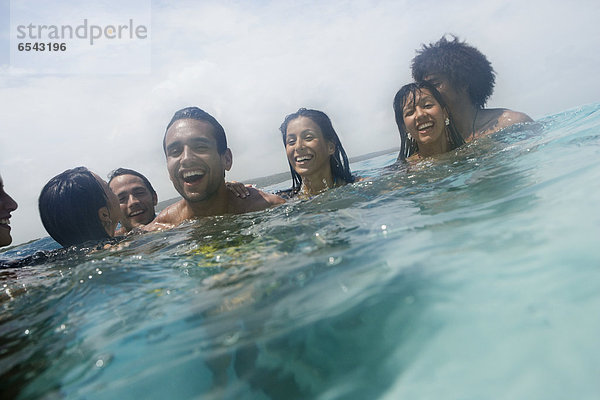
[39,166,110,248]
[280,108,355,194]
[393,81,464,161]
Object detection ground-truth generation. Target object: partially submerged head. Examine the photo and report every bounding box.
[411,35,495,109]
[39,167,121,247]
[108,168,158,231]
[0,175,18,247]
[393,81,464,160]
[163,107,232,203]
[280,108,354,193]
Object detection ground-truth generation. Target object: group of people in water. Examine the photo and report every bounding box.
[0,36,532,256]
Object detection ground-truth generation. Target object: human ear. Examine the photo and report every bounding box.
[327,141,336,156]
[222,148,233,171]
[98,206,114,235]
[98,206,110,223]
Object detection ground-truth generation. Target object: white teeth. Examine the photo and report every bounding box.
[129,210,144,217]
[418,122,434,130]
[296,155,312,162]
[182,170,204,178]
[0,219,10,225]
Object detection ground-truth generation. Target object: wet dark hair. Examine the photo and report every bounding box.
[163,106,228,154]
[393,81,465,161]
[411,35,495,108]
[279,108,354,194]
[108,168,156,197]
[39,167,110,247]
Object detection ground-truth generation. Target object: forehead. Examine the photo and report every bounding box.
[286,116,322,135]
[165,119,217,147]
[424,73,458,90]
[424,73,447,83]
[403,88,434,108]
[109,174,147,191]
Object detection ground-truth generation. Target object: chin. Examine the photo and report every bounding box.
[183,192,209,203]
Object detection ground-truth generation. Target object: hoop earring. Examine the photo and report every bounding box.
[445,117,450,126]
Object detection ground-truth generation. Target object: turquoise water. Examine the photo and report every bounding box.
[2,103,600,399]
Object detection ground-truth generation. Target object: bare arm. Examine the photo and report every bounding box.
[143,200,186,231]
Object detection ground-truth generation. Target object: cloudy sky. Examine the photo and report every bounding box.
[1,0,599,245]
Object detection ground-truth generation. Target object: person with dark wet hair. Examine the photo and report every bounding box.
[411,35,532,140]
[39,167,122,247]
[0,175,18,247]
[163,107,228,155]
[393,81,464,161]
[146,107,284,231]
[279,108,355,197]
[108,168,158,233]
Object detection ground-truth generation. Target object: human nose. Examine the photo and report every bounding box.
[181,145,197,164]
[294,137,305,150]
[127,193,140,207]
[2,193,18,212]
[414,106,426,119]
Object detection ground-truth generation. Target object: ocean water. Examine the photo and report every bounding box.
[1,103,600,399]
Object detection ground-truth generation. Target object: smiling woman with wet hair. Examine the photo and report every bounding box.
[280,108,355,197]
[393,81,464,161]
[39,167,122,248]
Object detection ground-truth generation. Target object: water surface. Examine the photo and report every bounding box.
[2,104,600,399]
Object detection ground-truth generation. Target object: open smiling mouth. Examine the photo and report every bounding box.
[0,218,11,229]
[295,155,313,163]
[129,210,145,218]
[182,170,205,184]
[417,122,434,132]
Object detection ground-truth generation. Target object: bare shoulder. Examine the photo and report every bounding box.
[258,188,286,206]
[497,109,533,127]
[479,108,534,136]
[143,200,186,231]
[231,187,285,213]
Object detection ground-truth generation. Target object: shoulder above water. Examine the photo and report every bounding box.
[230,187,285,212]
[477,108,534,137]
[143,188,285,231]
[496,108,533,126]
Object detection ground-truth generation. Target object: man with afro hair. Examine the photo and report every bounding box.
[412,35,532,141]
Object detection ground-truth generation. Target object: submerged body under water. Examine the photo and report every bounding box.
[1,104,600,399]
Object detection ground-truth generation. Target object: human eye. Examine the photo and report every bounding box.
[193,144,209,153]
[286,136,296,146]
[403,108,414,117]
[118,195,127,204]
[167,146,181,157]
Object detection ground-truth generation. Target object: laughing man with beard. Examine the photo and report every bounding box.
[145,107,285,231]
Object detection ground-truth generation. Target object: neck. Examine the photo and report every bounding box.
[185,184,231,217]
[300,166,335,196]
[450,100,481,141]
[417,132,450,157]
